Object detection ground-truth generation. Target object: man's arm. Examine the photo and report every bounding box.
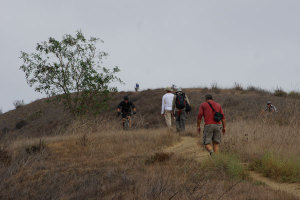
[172,95,176,113]
[117,102,122,116]
[117,102,122,113]
[273,105,278,112]
[161,95,165,115]
[197,104,203,133]
[221,119,226,134]
[131,102,136,113]
[185,95,191,105]
[220,106,226,134]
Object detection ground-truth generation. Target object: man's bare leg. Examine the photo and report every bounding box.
[122,118,125,128]
[128,116,131,128]
[213,142,219,153]
[205,144,214,156]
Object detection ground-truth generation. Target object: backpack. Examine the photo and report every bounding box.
[207,102,223,122]
[185,103,192,113]
[175,93,186,109]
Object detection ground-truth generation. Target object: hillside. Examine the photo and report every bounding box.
[1,87,298,141]
[1,87,300,199]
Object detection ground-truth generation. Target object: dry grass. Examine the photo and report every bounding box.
[1,87,299,140]
[0,127,296,199]
[1,87,300,199]
[250,152,300,183]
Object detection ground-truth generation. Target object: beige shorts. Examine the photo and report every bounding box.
[203,124,222,145]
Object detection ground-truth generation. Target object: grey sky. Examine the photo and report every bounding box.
[1,0,300,112]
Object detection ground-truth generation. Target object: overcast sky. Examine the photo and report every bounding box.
[1,0,300,112]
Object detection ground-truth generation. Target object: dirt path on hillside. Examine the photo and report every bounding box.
[164,136,300,198]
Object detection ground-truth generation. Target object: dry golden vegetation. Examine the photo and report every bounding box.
[1,87,300,199]
[0,127,296,200]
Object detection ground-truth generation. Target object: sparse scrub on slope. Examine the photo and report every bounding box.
[202,153,248,180]
[13,100,25,109]
[274,87,287,97]
[250,153,300,183]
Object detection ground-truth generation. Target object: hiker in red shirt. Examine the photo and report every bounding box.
[197,94,226,156]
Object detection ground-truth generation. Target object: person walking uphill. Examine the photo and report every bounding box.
[172,88,191,132]
[117,96,136,128]
[161,87,174,129]
[197,94,226,156]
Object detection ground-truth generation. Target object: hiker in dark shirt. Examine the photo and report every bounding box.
[117,96,136,128]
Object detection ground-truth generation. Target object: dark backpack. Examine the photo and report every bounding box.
[185,103,192,113]
[207,102,223,122]
[175,93,186,109]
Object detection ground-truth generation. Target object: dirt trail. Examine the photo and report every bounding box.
[164,136,300,198]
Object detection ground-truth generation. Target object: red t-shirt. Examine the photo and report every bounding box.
[197,100,225,125]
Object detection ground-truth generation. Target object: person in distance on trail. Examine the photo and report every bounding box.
[264,101,278,113]
[117,96,136,128]
[161,87,175,129]
[172,88,191,133]
[135,83,140,92]
[197,94,226,156]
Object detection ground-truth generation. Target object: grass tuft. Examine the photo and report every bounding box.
[251,152,300,183]
[202,153,248,180]
[145,152,172,165]
[274,88,287,97]
[25,139,46,154]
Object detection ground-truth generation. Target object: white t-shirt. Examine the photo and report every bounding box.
[161,93,174,114]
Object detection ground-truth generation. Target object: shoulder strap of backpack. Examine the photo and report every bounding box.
[207,102,216,112]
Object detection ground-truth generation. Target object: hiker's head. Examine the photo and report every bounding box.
[205,94,213,101]
[124,96,129,103]
[176,88,183,93]
[267,101,272,106]
[165,87,172,93]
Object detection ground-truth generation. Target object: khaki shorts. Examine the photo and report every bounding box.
[203,124,222,145]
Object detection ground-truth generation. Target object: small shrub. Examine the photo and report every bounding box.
[25,139,46,154]
[77,133,89,146]
[233,82,243,91]
[274,88,287,97]
[246,85,269,94]
[13,100,25,109]
[202,153,248,180]
[288,91,300,99]
[16,120,27,129]
[1,127,9,134]
[251,153,300,183]
[0,149,11,165]
[210,82,220,93]
[145,152,172,165]
[28,110,43,121]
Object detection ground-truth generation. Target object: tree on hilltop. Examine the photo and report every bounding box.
[20,31,122,115]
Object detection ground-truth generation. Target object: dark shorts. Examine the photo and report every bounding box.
[122,113,131,119]
[203,124,222,145]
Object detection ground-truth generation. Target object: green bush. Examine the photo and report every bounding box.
[15,120,27,129]
[246,85,270,94]
[251,153,300,183]
[274,88,287,97]
[288,91,300,99]
[202,153,248,180]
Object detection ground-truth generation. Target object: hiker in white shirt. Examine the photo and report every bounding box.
[161,87,174,129]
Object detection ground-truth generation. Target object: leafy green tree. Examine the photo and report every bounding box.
[20,31,121,115]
